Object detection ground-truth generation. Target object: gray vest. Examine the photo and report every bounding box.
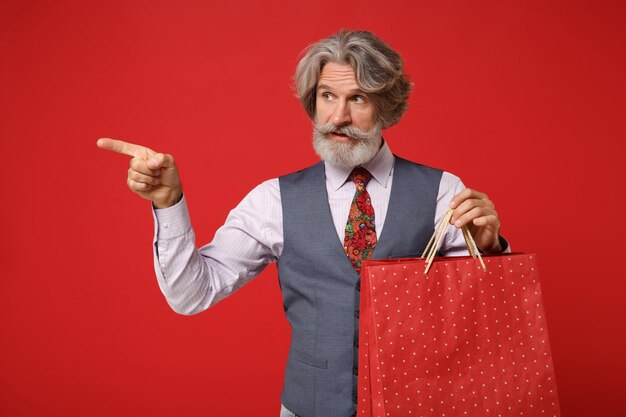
[277,157,442,417]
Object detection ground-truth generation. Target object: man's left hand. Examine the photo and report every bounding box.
[449,188,503,254]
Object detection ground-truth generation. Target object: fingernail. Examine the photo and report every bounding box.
[449,200,456,208]
[454,220,461,227]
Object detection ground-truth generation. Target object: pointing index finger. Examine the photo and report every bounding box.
[97,138,153,158]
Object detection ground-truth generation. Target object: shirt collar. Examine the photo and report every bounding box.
[324,139,395,191]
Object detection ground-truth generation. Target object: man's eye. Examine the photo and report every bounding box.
[322,93,333,100]
[353,96,365,103]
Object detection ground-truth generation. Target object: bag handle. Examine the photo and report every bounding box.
[421,208,486,274]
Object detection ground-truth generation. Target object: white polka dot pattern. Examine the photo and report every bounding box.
[357,254,561,417]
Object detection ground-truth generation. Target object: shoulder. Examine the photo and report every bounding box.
[392,156,446,191]
[237,178,281,208]
[393,156,463,189]
[394,156,443,177]
[279,161,325,184]
[439,171,464,192]
[436,171,465,206]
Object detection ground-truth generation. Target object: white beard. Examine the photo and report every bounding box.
[312,122,382,167]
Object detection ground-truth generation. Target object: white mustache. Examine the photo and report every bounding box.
[314,123,372,141]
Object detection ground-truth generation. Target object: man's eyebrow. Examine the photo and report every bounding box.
[317,84,367,94]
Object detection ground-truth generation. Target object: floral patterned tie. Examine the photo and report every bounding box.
[344,167,377,274]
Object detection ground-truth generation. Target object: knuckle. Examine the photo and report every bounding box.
[131,158,145,172]
[127,179,138,192]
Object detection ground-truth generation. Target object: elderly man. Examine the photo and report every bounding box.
[98,30,507,417]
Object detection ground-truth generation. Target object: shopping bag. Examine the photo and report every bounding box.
[356,209,561,417]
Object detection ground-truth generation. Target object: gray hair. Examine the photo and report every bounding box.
[294,30,412,130]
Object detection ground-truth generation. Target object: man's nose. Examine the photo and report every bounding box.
[332,101,352,126]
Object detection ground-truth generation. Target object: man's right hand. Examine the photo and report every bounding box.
[97,138,183,209]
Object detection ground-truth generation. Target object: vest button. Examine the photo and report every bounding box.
[355,280,361,291]
[353,366,358,376]
[354,310,360,318]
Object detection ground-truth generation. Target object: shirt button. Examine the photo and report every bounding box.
[163,223,169,228]
[160,263,166,269]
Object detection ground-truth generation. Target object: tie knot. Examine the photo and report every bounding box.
[349,167,373,188]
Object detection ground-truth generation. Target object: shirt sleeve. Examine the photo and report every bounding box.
[436,172,511,256]
[436,172,470,256]
[151,179,283,315]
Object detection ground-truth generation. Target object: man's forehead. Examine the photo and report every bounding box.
[318,62,360,89]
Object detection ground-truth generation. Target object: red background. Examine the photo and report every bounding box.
[1,1,625,416]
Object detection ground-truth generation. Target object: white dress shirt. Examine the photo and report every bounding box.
[152,141,507,315]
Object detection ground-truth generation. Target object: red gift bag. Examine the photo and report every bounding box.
[357,210,561,417]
